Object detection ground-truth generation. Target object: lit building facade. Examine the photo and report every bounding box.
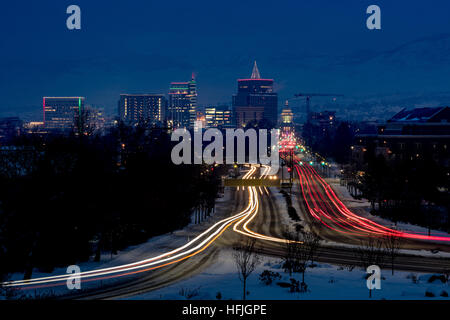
[232,62,278,127]
[353,107,450,168]
[205,106,233,128]
[168,75,197,128]
[118,94,165,126]
[43,97,84,131]
[280,100,294,133]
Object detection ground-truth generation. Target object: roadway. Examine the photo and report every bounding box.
[3,165,450,299]
[293,161,450,251]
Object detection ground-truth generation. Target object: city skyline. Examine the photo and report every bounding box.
[2,1,450,120]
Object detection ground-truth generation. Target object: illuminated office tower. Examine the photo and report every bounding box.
[118,94,166,126]
[168,74,197,128]
[205,106,233,128]
[43,97,85,131]
[232,62,278,127]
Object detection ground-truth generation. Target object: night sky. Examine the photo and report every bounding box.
[1,0,450,119]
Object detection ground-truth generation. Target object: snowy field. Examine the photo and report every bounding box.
[125,250,450,300]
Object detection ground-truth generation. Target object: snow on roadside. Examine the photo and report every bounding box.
[125,249,450,300]
[4,186,237,297]
[271,187,300,234]
[316,239,450,258]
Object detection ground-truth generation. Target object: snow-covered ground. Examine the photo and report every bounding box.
[125,250,450,300]
[3,186,238,298]
[272,188,299,234]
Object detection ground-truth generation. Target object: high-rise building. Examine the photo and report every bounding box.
[205,106,233,128]
[43,97,85,131]
[232,62,278,128]
[118,94,166,126]
[168,74,197,128]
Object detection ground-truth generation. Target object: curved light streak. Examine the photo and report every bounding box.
[3,167,260,288]
[293,156,450,242]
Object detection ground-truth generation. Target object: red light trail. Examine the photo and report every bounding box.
[294,161,450,242]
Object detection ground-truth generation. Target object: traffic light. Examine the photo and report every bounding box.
[287,167,291,172]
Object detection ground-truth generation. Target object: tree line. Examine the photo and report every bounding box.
[350,151,449,232]
[0,123,225,280]
[301,121,356,164]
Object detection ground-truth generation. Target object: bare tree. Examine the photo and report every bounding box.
[282,230,310,291]
[232,237,260,300]
[354,237,386,298]
[354,237,386,270]
[383,234,402,275]
[442,268,450,285]
[282,230,296,277]
[179,286,201,299]
[303,231,321,267]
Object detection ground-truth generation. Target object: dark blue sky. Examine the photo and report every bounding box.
[1,0,450,119]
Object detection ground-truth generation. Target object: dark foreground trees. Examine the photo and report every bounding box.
[302,121,355,164]
[0,124,224,279]
[359,153,449,232]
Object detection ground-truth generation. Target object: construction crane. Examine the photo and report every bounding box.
[294,93,344,120]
